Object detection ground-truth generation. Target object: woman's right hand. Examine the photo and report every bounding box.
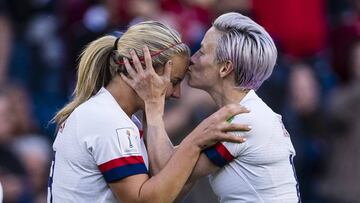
[120,46,172,104]
[184,104,251,150]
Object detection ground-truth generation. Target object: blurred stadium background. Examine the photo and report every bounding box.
[0,0,360,202]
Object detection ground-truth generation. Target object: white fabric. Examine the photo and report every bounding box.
[0,181,3,203]
[208,90,300,203]
[47,87,148,203]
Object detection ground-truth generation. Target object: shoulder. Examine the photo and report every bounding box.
[77,97,126,124]
[69,100,131,142]
[230,92,280,143]
[233,102,274,126]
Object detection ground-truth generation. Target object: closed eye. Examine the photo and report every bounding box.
[171,78,182,86]
[171,80,179,86]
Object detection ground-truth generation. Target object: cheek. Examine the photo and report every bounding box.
[198,56,212,70]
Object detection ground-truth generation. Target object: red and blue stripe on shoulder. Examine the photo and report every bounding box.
[98,156,148,183]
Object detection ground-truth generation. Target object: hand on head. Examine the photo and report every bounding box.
[120,45,172,104]
[121,46,251,150]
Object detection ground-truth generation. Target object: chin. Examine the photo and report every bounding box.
[187,76,207,89]
[187,81,201,89]
[187,78,195,87]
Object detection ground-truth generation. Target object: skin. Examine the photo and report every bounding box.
[189,27,249,107]
[104,46,250,203]
[121,28,252,201]
[187,27,224,91]
[159,54,189,99]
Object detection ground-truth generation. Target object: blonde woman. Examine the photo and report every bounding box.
[47,21,249,203]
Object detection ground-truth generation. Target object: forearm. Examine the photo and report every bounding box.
[143,101,198,202]
[174,153,219,202]
[139,139,200,203]
[144,101,220,202]
[145,101,176,175]
[173,181,197,203]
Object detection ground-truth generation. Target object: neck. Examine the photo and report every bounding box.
[106,76,141,117]
[207,81,250,108]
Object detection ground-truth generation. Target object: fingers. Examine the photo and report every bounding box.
[143,46,155,73]
[213,104,250,121]
[129,49,144,75]
[120,73,134,88]
[217,133,247,143]
[219,122,251,132]
[123,57,137,77]
[163,60,172,81]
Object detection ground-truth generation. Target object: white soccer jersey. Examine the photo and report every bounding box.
[47,88,148,203]
[203,90,300,203]
[0,181,3,203]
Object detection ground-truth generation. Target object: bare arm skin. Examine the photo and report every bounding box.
[119,46,250,202]
[109,137,200,203]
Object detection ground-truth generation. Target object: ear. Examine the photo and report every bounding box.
[219,60,234,78]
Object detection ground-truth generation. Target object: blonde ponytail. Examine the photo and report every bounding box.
[53,21,190,125]
[53,35,116,125]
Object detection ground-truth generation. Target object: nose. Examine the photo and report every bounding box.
[190,53,197,64]
[171,84,181,99]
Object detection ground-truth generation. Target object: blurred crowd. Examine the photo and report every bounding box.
[0,0,359,202]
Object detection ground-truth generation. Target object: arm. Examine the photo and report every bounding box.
[109,137,201,203]
[145,105,213,202]
[145,101,175,175]
[173,153,219,203]
[145,101,248,175]
[109,105,246,203]
[120,46,250,201]
[145,100,246,174]
[143,101,248,203]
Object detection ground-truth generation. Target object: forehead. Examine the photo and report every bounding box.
[171,54,189,78]
[201,27,223,50]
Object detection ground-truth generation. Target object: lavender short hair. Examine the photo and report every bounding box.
[213,12,277,90]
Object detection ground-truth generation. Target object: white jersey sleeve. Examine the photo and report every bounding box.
[202,137,246,167]
[83,123,148,183]
[203,116,248,167]
[0,181,3,203]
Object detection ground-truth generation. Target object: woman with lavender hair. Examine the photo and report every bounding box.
[123,12,301,202]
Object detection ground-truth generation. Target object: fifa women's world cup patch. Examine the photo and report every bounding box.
[116,127,141,156]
